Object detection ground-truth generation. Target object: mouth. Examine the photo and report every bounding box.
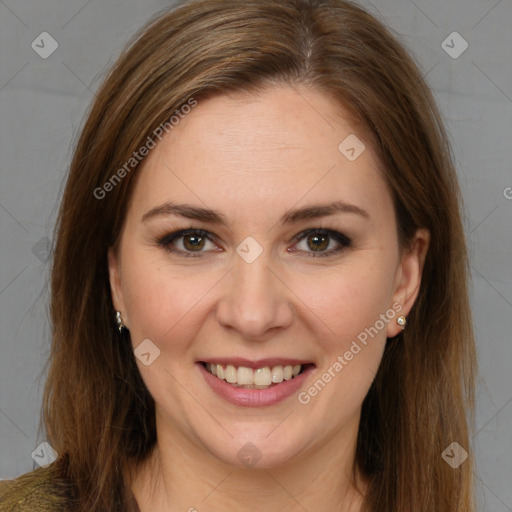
[199,361,315,390]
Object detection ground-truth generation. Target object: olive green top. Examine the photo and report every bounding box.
[0,465,143,512]
[0,466,68,511]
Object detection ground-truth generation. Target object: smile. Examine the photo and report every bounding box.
[202,362,308,388]
[197,358,316,407]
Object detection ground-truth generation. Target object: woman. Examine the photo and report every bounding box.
[0,0,476,510]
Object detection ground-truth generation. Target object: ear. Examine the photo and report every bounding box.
[108,247,127,323]
[386,228,430,338]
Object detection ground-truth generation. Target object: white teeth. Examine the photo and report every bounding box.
[205,363,305,387]
[225,364,237,383]
[237,366,254,385]
[271,365,284,383]
[253,367,272,386]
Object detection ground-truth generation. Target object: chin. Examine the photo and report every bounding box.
[202,427,308,470]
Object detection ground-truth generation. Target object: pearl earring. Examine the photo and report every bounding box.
[115,311,126,333]
[397,315,407,329]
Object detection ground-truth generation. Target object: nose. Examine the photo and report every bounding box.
[216,250,294,339]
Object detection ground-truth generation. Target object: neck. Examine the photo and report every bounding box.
[130,411,369,512]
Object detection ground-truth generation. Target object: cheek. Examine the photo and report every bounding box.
[298,266,391,415]
[121,256,211,348]
[300,261,395,348]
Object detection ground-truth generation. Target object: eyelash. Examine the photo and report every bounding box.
[157,226,352,258]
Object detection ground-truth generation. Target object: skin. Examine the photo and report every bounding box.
[108,85,430,512]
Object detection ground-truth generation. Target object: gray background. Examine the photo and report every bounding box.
[0,0,511,510]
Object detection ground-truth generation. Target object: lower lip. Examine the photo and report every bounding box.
[197,363,315,407]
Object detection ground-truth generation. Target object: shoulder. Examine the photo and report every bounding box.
[0,464,69,512]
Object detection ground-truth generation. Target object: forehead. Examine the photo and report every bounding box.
[129,86,393,226]
[166,86,363,164]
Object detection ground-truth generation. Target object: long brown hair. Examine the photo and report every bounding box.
[42,0,477,510]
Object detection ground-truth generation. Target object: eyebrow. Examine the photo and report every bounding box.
[142,200,370,225]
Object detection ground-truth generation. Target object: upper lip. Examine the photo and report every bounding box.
[199,358,315,369]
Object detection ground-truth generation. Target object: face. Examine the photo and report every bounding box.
[109,85,428,470]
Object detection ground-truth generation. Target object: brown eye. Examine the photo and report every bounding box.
[292,229,351,258]
[158,228,217,257]
[306,233,329,252]
[182,234,206,251]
